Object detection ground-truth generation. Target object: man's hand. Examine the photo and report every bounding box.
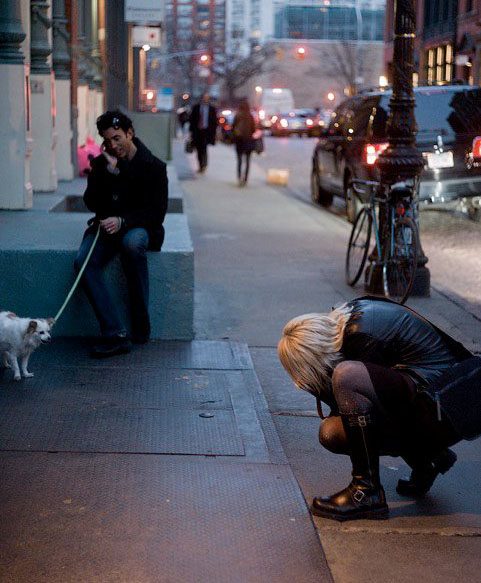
[100,217,122,235]
[102,148,118,168]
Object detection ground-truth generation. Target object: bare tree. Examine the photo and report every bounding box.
[213,46,275,104]
[321,41,367,96]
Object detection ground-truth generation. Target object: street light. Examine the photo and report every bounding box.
[327,92,335,102]
[296,46,306,58]
[367,0,429,296]
[255,86,263,93]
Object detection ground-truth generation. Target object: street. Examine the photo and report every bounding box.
[254,135,481,320]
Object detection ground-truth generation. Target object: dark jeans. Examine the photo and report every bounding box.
[235,145,252,182]
[194,130,209,169]
[74,227,150,338]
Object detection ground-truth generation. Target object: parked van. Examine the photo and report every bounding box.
[258,88,295,128]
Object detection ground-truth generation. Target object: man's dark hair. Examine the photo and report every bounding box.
[96,110,134,135]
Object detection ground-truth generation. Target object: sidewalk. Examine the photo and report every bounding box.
[0,340,330,582]
[178,140,481,582]
[1,139,480,582]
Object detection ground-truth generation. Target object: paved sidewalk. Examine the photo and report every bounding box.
[178,139,481,582]
[0,340,331,582]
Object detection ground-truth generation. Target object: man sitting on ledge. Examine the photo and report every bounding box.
[74,110,168,358]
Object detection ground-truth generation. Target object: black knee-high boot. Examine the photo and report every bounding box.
[311,413,389,521]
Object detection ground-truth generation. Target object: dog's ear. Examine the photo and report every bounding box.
[47,317,55,327]
[27,320,38,334]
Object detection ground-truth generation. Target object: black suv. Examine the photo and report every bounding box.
[310,85,481,221]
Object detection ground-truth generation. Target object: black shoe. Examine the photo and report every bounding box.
[311,479,389,521]
[396,448,457,497]
[90,335,132,358]
[311,413,389,521]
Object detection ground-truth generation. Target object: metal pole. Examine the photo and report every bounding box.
[365,0,430,297]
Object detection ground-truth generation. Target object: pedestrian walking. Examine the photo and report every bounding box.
[278,296,481,521]
[74,110,168,358]
[189,93,217,173]
[232,100,256,187]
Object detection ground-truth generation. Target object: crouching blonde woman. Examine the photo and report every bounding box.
[278,296,481,522]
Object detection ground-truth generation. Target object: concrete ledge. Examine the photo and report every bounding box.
[0,212,193,340]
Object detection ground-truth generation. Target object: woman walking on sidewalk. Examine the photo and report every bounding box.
[232,100,256,187]
[278,296,481,521]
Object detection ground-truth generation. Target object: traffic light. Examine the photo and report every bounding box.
[141,89,157,111]
[199,54,211,65]
[296,46,306,59]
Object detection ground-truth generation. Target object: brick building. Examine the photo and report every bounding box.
[384,0,481,87]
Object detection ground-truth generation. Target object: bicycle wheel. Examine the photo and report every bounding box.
[383,216,419,304]
[346,207,372,286]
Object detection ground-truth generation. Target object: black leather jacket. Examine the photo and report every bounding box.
[341,297,472,389]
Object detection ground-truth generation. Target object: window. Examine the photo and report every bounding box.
[426,44,453,84]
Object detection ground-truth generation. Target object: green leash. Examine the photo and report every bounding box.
[52,225,101,325]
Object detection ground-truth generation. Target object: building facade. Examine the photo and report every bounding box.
[225,0,274,56]
[160,0,226,98]
[384,0,481,87]
[274,0,385,41]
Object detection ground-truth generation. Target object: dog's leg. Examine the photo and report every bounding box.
[21,352,34,378]
[2,352,11,369]
[10,355,21,381]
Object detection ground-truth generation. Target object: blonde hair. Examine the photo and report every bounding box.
[277,303,352,396]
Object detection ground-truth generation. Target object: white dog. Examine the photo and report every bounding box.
[0,311,53,381]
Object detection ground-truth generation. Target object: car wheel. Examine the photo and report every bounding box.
[311,167,334,207]
[345,180,361,224]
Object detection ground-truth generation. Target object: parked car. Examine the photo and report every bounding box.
[310,85,481,221]
[271,109,317,137]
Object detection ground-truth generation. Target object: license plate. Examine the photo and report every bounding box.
[426,151,454,169]
[292,122,301,128]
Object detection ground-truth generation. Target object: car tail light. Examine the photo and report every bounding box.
[224,124,231,130]
[271,115,278,123]
[363,143,389,166]
[280,119,288,128]
[306,118,313,126]
[472,136,481,159]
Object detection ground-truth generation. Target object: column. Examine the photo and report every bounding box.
[52,0,73,180]
[30,0,58,191]
[0,0,33,209]
[76,0,89,146]
[85,0,100,140]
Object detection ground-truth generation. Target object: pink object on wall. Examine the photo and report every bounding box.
[77,137,101,176]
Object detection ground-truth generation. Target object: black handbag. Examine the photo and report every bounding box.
[185,138,194,154]
[254,136,264,154]
[426,356,481,440]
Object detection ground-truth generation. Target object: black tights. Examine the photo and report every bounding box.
[236,150,251,182]
[318,361,459,458]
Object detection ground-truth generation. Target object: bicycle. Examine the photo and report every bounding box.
[345,179,420,304]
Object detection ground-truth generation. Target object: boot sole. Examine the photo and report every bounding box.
[310,504,389,522]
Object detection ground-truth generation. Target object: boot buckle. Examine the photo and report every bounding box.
[357,415,367,427]
[353,489,366,503]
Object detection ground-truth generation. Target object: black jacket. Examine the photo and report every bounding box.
[84,138,168,251]
[189,103,217,144]
[342,297,472,389]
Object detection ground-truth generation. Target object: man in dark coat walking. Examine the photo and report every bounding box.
[189,93,217,173]
[74,110,168,357]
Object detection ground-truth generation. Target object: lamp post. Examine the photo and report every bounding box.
[365,0,430,297]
